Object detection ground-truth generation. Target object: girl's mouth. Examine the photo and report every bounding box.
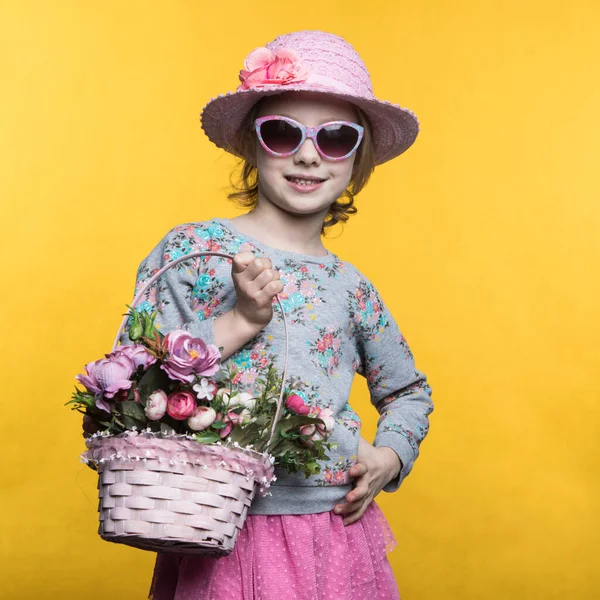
[284,175,327,192]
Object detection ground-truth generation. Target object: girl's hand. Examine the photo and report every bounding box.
[333,437,402,526]
[231,252,284,330]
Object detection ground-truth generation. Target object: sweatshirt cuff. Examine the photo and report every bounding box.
[373,431,416,493]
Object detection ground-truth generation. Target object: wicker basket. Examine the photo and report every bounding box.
[83,251,290,556]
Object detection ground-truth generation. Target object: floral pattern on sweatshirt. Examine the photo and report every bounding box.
[317,258,346,279]
[307,325,344,376]
[380,376,433,405]
[124,219,434,506]
[272,258,327,326]
[336,403,362,435]
[315,456,357,487]
[284,375,325,409]
[347,277,389,341]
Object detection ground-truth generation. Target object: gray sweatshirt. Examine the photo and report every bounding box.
[119,217,433,514]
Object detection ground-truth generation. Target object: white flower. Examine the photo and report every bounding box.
[187,406,217,431]
[193,378,219,401]
[228,391,257,411]
[145,390,168,421]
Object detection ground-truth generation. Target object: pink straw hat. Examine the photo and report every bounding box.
[200,30,420,165]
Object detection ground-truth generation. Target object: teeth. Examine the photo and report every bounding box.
[288,177,323,186]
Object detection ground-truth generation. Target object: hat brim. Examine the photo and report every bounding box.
[200,85,420,166]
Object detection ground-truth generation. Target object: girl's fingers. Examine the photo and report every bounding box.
[343,506,367,526]
[232,252,256,274]
[246,268,280,297]
[255,280,284,305]
[346,482,369,504]
[349,462,368,478]
[245,257,272,280]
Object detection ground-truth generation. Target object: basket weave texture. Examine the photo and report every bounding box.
[84,432,275,556]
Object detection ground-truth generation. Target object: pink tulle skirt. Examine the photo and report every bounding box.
[148,501,400,600]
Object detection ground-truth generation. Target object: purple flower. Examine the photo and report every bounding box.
[161,330,221,384]
[76,355,135,412]
[109,344,157,370]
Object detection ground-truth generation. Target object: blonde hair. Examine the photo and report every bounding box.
[227,100,376,234]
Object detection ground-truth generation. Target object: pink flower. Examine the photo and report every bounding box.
[237,47,310,91]
[315,408,335,436]
[216,410,251,439]
[145,390,168,421]
[187,406,217,431]
[334,471,347,484]
[76,355,135,412]
[299,424,324,448]
[220,421,233,439]
[161,330,221,384]
[285,394,310,416]
[240,368,259,386]
[166,391,196,420]
[110,344,156,370]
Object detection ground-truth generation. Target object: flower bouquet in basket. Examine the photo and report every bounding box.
[68,305,335,557]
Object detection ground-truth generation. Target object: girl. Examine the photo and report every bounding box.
[127,30,433,600]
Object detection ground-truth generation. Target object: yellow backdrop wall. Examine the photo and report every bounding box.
[1,1,598,598]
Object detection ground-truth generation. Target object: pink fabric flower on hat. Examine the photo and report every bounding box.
[237,47,310,91]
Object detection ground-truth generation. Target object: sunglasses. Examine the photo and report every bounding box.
[255,115,364,161]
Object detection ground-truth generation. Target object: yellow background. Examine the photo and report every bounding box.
[1,1,598,598]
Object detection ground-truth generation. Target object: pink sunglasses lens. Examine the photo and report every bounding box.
[316,124,360,158]
[260,120,303,154]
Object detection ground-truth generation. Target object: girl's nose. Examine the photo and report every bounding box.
[293,136,321,166]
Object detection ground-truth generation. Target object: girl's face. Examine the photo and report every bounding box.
[254,92,358,219]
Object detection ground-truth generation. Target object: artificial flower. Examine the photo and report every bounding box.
[238,47,309,91]
[166,391,197,420]
[76,354,135,411]
[110,344,156,370]
[145,390,168,421]
[187,406,217,431]
[193,377,219,401]
[285,394,310,415]
[161,330,221,383]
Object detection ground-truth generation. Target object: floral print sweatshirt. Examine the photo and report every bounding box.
[120,218,434,515]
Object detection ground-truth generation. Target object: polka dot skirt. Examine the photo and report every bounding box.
[148,501,400,600]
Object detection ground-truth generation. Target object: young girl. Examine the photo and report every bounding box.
[126,30,433,600]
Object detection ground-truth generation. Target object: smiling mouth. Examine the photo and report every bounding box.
[284,175,327,186]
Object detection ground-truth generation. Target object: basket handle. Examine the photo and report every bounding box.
[112,251,289,448]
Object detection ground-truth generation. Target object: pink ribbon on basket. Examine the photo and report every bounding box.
[83,431,276,496]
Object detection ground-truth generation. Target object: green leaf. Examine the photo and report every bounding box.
[137,363,170,401]
[228,423,260,446]
[273,416,323,437]
[117,400,146,421]
[193,431,220,444]
[211,420,227,430]
[121,414,146,430]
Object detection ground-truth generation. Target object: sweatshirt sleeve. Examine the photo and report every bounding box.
[118,224,218,347]
[352,272,434,493]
